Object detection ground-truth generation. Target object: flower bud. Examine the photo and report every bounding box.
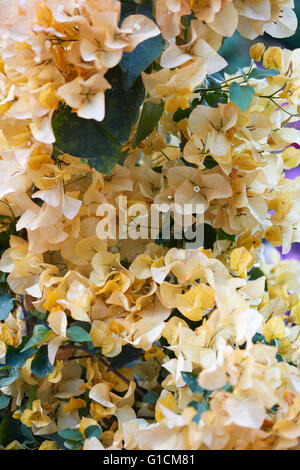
[249,43,265,62]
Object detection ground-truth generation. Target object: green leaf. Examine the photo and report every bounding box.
[5,338,35,367]
[0,293,14,321]
[229,83,255,112]
[248,266,265,280]
[66,326,91,343]
[30,309,47,321]
[203,155,218,169]
[248,68,279,79]
[102,68,145,144]
[40,433,68,450]
[202,89,228,107]
[110,344,143,369]
[132,101,164,148]
[120,35,165,90]
[143,391,159,403]
[85,341,101,355]
[181,372,204,394]
[0,415,21,448]
[31,345,54,378]
[53,108,122,175]
[217,229,236,243]
[205,73,224,88]
[26,385,38,410]
[203,223,217,250]
[252,333,266,344]
[68,321,91,333]
[64,440,84,450]
[21,325,50,352]
[53,69,145,173]
[121,0,155,22]
[0,415,35,448]
[0,367,19,387]
[248,266,267,290]
[173,107,192,123]
[188,401,209,424]
[0,396,10,409]
[58,428,83,441]
[221,382,234,392]
[84,425,101,439]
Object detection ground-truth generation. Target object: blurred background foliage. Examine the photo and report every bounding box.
[221,3,300,72]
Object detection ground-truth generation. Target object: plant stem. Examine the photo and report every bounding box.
[20,298,32,337]
[61,344,146,396]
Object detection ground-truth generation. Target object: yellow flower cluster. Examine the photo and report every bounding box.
[0,0,300,452]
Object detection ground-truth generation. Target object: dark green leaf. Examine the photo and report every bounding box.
[217,229,236,243]
[132,100,164,148]
[268,404,279,415]
[229,83,255,112]
[0,415,35,448]
[203,223,217,250]
[31,345,54,378]
[173,107,192,123]
[0,415,36,448]
[181,372,203,394]
[58,428,83,441]
[121,0,154,21]
[19,423,36,447]
[0,293,14,321]
[26,385,38,410]
[248,267,267,291]
[203,155,218,169]
[0,396,10,409]
[120,35,165,90]
[0,415,21,448]
[202,90,228,107]
[66,326,91,343]
[5,338,36,367]
[248,266,265,280]
[102,68,145,144]
[84,425,101,439]
[110,344,143,368]
[64,440,84,450]
[248,68,279,79]
[54,69,145,173]
[53,108,122,175]
[143,391,159,403]
[30,309,47,321]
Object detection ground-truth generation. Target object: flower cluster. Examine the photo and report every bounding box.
[156,0,297,40]
[0,0,300,452]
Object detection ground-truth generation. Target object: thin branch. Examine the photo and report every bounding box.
[61,344,146,396]
[138,416,155,420]
[0,200,16,221]
[67,354,93,361]
[20,298,32,337]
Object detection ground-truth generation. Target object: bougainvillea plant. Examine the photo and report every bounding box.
[1,0,300,451]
